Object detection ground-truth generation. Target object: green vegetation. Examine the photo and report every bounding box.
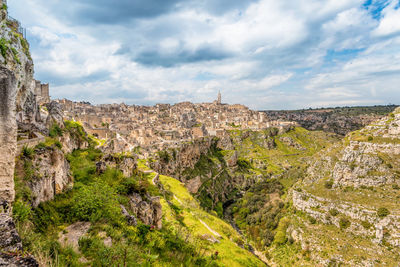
[339,218,351,229]
[14,135,263,266]
[329,209,339,217]
[0,38,9,59]
[377,207,390,218]
[49,123,63,138]
[22,146,35,159]
[325,180,334,189]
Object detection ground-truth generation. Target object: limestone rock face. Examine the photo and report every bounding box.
[59,130,89,154]
[291,109,400,265]
[186,176,202,194]
[129,193,162,229]
[0,213,38,266]
[96,154,137,177]
[16,147,72,208]
[151,137,216,177]
[0,67,17,204]
[46,101,64,128]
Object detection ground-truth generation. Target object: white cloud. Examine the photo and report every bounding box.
[372,0,400,37]
[7,0,400,109]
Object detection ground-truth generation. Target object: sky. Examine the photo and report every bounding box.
[8,0,400,110]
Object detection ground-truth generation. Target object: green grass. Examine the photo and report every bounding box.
[158,174,265,266]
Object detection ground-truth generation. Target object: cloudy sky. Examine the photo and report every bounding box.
[8,0,400,109]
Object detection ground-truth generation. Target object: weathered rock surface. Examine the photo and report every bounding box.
[291,108,400,265]
[58,222,91,252]
[0,212,38,266]
[46,101,64,128]
[96,154,137,177]
[151,137,217,177]
[264,106,396,135]
[0,67,17,204]
[16,147,72,208]
[129,193,162,229]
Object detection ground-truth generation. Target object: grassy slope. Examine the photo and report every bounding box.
[158,174,264,267]
[138,162,264,266]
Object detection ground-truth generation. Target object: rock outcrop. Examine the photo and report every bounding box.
[0,209,38,266]
[96,154,137,177]
[291,108,400,265]
[265,106,396,135]
[16,146,72,208]
[129,193,162,229]
[0,67,17,204]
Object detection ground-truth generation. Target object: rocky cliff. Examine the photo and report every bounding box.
[15,146,72,208]
[0,67,17,204]
[0,6,44,266]
[288,108,400,266]
[264,105,396,135]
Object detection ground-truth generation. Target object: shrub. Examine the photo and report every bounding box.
[237,158,251,170]
[361,220,372,229]
[339,218,351,229]
[22,146,34,159]
[309,217,317,224]
[0,38,9,59]
[158,150,170,163]
[325,180,334,189]
[55,140,63,149]
[274,217,290,245]
[12,200,32,223]
[377,207,390,218]
[392,184,400,190]
[49,124,63,138]
[368,136,373,141]
[274,231,287,245]
[329,209,339,217]
[72,182,121,223]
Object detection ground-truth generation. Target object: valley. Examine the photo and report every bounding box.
[1,2,400,267]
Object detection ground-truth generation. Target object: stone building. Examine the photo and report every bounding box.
[34,80,50,105]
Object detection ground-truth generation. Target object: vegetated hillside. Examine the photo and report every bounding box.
[13,120,263,266]
[151,126,340,262]
[283,107,400,266]
[264,105,398,135]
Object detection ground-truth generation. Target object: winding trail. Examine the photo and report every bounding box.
[199,219,221,237]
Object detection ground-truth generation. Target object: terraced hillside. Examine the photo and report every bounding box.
[287,107,400,266]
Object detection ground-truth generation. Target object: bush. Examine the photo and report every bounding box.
[367,136,373,141]
[49,124,63,138]
[339,218,350,229]
[274,217,290,245]
[72,182,121,223]
[158,150,170,163]
[377,207,390,218]
[237,159,251,170]
[274,231,287,245]
[22,146,34,159]
[325,180,334,189]
[13,200,32,223]
[329,209,339,217]
[361,220,372,229]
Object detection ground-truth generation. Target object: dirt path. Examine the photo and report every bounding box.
[199,219,221,238]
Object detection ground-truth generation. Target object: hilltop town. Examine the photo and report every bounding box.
[56,93,296,154]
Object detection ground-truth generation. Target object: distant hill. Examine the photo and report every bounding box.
[263,105,398,135]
